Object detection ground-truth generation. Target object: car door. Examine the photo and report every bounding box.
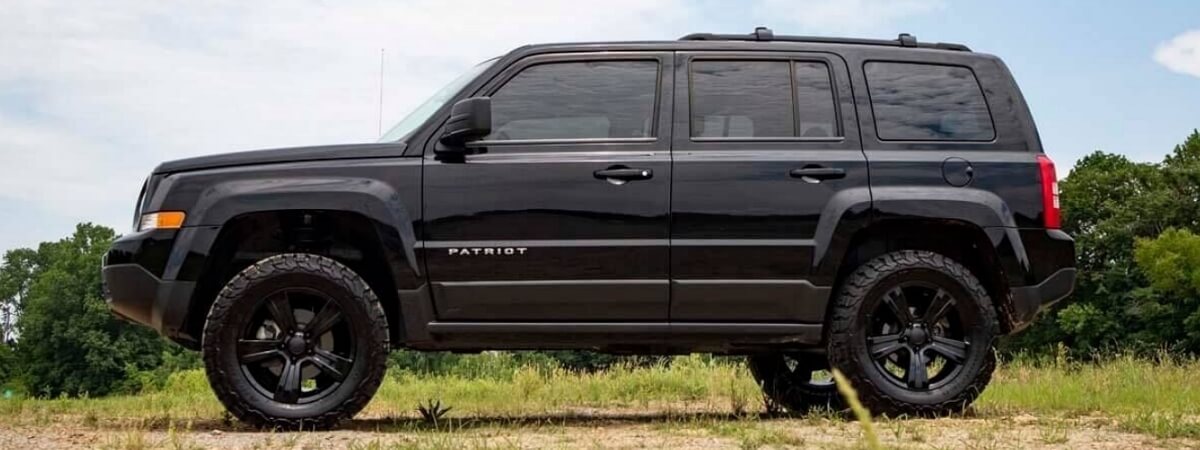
[669,51,867,322]
[422,52,674,321]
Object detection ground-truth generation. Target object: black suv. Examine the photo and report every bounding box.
[102,28,1076,427]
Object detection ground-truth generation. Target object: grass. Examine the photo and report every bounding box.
[2,353,1200,447]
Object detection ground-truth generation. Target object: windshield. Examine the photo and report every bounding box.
[378,59,496,142]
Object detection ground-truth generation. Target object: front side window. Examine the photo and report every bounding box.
[487,60,659,141]
[690,60,838,139]
[865,62,995,141]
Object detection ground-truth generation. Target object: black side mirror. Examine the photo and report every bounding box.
[439,97,491,148]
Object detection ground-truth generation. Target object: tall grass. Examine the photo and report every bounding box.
[2,352,1198,429]
[977,353,1200,417]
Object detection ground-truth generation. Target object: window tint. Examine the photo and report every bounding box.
[488,60,658,141]
[691,61,793,138]
[690,60,838,139]
[865,62,994,141]
[793,62,838,138]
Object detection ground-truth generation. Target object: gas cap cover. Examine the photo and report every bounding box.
[942,157,973,187]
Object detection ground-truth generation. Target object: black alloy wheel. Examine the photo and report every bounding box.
[202,254,388,429]
[866,281,973,391]
[827,250,998,417]
[237,287,355,405]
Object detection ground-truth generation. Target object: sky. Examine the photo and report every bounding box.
[1,0,1198,254]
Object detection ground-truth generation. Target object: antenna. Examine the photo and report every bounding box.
[377,48,385,138]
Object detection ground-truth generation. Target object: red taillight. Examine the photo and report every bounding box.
[1037,155,1061,229]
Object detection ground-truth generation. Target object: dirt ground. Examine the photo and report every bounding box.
[0,409,1193,450]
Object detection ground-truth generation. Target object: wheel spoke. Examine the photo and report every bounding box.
[929,336,969,364]
[924,289,955,324]
[238,339,281,363]
[882,287,914,325]
[306,300,343,337]
[274,359,303,403]
[906,348,929,389]
[868,334,905,360]
[265,293,297,333]
[310,348,353,381]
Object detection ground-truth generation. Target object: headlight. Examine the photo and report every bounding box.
[138,211,186,231]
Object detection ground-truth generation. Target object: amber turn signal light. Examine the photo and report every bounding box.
[138,211,186,231]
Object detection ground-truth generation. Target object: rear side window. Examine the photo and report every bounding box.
[488,60,658,141]
[865,62,994,141]
[690,60,838,139]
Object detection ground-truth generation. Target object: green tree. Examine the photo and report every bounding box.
[7,223,172,396]
[1134,228,1200,348]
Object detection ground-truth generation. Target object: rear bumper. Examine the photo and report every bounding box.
[1009,267,1076,330]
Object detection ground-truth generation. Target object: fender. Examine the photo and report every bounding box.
[812,186,1028,286]
[154,161,425,291]
[192,176,420,288]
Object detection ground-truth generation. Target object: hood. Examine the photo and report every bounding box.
[152,142,407,174]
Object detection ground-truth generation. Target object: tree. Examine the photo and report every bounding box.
[1134,228,1200,348]
[8,223,173,396]
[0,247,40,343]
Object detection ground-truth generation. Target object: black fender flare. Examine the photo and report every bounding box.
[812,186,1029,287]
[185,176,421,288]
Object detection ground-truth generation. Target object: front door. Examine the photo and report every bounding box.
[669,52,867,322]
[423,52,674,321]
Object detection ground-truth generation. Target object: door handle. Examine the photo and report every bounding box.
[594,167,653,182]
[789,167,846,183]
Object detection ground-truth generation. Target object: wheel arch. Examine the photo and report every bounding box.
[828,218,1022,334]
[182,209,415,348]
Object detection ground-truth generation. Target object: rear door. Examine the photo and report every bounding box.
[669,51,867,322]
[422,52,674,321]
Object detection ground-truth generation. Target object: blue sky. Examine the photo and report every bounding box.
[1,0,1198,254]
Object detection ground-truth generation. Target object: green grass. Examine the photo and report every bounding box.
[2,352,1199,441]
[976,354,1200,417]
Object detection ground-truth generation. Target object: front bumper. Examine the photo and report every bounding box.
[101,230,196,341]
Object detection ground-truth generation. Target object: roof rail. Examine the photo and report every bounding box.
[679,26,971,52]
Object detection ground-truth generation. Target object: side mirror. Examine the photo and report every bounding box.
[439,97,491,148]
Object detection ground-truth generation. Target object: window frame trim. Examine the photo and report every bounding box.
[475,54,666,145]
[685,55,845,143]
[862,59,999,143]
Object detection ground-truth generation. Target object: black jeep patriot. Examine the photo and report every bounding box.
[102,28,1076,427]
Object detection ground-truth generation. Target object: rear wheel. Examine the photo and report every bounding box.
[827,250,998,417]
[202,254,388,429]
[748,353,842,413]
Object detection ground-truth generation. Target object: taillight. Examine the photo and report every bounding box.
[1037,155,1061,229]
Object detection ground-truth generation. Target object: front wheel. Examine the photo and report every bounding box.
[827,250,998,417]
[202,254,389,429]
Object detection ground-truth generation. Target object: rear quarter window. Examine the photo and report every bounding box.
[864,62,995,142]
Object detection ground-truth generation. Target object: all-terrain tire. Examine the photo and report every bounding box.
[826,250,998,417]
[201,253,389,429]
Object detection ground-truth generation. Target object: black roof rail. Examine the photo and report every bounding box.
[679,26,971,52]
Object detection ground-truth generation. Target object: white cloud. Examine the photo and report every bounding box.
[1154,30,1200,78]
[0,0,937,251]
